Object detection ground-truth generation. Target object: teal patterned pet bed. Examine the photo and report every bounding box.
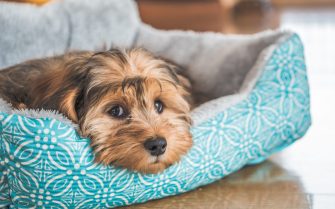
[0,0,311,208]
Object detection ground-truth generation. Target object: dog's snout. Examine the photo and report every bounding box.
[144,137,167,156]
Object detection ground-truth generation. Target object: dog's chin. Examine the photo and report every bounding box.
[94,153,173,174]
[91,130,193,174]
[137,160,170,174]
[93,145,189,174]
[144,163,170,174]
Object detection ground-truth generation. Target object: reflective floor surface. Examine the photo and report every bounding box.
[126,3,335,209]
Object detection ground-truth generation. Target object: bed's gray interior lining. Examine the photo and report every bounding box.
[0,27,293,127]
[190,32,293,125]
[135,25,290,101]
[0,0,294,127]
[0,0,140,69]
[135,26,293,125]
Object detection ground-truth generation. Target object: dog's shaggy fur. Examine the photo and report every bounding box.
[0,49,193,173]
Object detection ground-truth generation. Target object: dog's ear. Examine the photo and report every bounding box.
[59,88,82,123]
[57,54,92,123]
[59,70,89,124]
[171,65,194,108]
[60,87,87,124]
[163,62,192,90]
[176,73,192,92]
[59,79,89,124]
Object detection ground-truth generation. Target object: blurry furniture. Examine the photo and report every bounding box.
[137,0,278,33]
[2,0,48,4]
[137,0,225,32]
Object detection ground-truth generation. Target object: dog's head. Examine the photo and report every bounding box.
[58,49,193,173]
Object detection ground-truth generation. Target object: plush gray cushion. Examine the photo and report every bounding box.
[0,0,140,69]
[0,1,311,208]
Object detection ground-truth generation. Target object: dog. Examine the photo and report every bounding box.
[0,48,193,173]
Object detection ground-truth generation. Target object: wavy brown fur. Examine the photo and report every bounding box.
[0,49,193,173]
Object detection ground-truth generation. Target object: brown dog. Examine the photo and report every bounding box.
[0,49,193,173]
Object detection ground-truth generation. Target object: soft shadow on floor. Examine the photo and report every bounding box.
[124,161,310,209]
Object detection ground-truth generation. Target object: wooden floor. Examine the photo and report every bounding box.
[124,1,335,209]
[2,0,334,208]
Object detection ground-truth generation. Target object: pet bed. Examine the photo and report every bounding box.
[0,0,311,208]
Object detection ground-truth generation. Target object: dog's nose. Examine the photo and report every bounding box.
[144,137,167,156]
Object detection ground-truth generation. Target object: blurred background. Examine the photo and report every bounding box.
[138,2,335,208]
[2,0,335,208]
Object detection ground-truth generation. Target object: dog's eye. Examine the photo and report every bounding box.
[108,105,128,118]
[154,100,164,114]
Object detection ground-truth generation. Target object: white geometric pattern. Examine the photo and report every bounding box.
[0,34,311,208]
